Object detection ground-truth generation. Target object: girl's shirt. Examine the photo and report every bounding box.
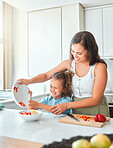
[71,60,96,98]
[40,95,72,114]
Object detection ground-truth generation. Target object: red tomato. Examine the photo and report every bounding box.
[25,112,28,115]
[83,118,87,121]
[28,112,31,115]
[19,102,25,106]
[14,87,19,92]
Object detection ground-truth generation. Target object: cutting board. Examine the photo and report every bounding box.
[59,114,110,128]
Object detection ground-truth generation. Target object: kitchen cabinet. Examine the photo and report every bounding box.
[85,5,113,58]
[103,6,113,57]
[85,8,103,56]
[62,4,84,60]
[29,8,61,77]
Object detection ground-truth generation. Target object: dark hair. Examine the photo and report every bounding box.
[52,71,74,98]
[69,31,107,67]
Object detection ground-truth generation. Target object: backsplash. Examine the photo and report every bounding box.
[104,59,113,92]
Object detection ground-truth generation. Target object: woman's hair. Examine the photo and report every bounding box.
[69,31,107,67]
[52,71,74,98]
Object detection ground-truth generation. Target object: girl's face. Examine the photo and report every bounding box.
[71,43,88,63]
[50,78,64,99]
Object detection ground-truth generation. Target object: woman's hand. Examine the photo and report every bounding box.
[28,90,32,99]
[28,100,39,110]
[49,103,68,115]
[17,78,30,85]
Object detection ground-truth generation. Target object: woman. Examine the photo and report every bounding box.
[18,31,109,117]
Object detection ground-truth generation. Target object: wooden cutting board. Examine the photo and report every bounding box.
[59,114,110,128]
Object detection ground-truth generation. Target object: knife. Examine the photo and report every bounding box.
[67,113,80,122]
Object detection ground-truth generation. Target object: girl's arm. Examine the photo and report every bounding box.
[28,100,52,112]
[18,60,71,85]
[50,63,108,115]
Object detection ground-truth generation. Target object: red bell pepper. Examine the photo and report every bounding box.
[94,114,106,122]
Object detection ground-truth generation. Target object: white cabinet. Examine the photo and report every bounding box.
[29,8,61,77]
[85,8,103,56]
[62,4,84,60]
[103,7,113,57]
[85,5,113,58]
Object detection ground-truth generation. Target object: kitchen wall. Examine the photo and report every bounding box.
[105,59,113,92]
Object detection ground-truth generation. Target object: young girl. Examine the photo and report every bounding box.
[28,71,73,114]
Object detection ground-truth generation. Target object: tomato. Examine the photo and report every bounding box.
[28,112,31,115]
[25,112,28,115]
[14,87,19,92]
[19,102,25,106]
[83,118,87,121]
[80,115,90,121]
[20,111,36,115]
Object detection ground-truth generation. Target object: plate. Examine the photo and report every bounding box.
[19,110,43,121]
[12,81,30,108]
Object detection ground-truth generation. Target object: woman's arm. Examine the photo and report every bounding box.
[18,60,71,85]
[50,63,108,115]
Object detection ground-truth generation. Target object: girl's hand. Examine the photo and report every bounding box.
[28,100,39,110]
[17,78,30,85]
[49,103,68,115]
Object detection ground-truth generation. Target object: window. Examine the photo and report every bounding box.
[0,1,3,89]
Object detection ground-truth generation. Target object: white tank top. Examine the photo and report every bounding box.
[71,60,96,98]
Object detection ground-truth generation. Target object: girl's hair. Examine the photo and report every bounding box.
[52,71,74,98]
[69,31,107,67]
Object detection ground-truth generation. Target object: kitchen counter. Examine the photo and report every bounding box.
[0,109,113,146]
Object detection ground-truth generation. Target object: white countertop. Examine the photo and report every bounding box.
[0,109,113,145]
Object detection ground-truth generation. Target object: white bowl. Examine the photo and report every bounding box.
[12,81,30,108]
[19,110,43,121]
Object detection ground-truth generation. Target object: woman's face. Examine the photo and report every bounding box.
[50,78,63,99]
[71,43,88,63]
